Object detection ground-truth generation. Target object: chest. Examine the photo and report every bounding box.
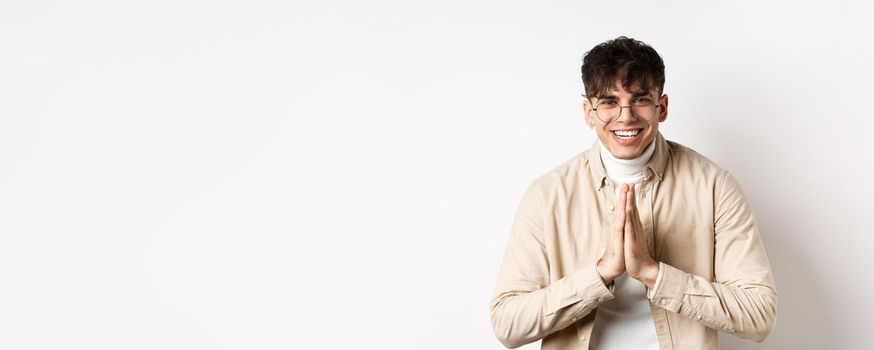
[542,176,716,280]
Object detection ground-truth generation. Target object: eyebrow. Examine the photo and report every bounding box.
[595,90,652,100]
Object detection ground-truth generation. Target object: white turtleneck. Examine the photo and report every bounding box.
[588,139,659,350]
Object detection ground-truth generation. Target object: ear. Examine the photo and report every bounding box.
[658,94,669,122]
[583,99,594,126]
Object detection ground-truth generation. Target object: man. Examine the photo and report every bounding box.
[489,36,777,349]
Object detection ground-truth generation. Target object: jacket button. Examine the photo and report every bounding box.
[660,299,668,305]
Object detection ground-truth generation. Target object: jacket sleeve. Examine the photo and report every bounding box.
[490,179,615,349]
[646,171,778,342]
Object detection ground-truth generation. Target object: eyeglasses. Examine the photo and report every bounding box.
[585,95,663,123]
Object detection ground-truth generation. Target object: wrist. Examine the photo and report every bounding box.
[596,261,617,286]
[640,261,660,289]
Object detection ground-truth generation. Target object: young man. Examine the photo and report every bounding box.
[489,36,777,349]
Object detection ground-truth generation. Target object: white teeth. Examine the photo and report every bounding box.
[613,129,640,137]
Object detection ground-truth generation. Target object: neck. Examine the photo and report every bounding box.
[599,139,656,177]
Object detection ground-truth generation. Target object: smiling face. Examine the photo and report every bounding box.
[584,81,669,159]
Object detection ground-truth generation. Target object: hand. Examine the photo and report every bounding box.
[596,184,627,286]
[623,184,660,289]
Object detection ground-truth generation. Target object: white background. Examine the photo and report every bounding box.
[2,1,872,349]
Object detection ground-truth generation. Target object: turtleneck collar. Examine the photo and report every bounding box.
[598,138,657,178]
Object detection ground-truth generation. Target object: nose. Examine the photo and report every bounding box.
[616,105,638,122]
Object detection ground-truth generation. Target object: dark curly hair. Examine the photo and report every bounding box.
[581,36,665,98]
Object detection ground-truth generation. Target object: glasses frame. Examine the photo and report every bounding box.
[583,94,665,124]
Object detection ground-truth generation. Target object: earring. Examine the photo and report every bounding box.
[589,124,594,129]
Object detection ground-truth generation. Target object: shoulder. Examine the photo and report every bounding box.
[664,139,731,182]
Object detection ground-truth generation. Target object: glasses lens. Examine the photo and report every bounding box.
[631,101,657,120]
[595,101,620,123]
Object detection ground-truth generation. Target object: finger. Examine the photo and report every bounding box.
[625,184,636,219]
[613,186,628,240]
[627,185,642,226]
[624,195,634,243]
[624,208,635,263]
[623,186,634,244]
[625,187,648,257]
[625,186,641,248]
[615,184,627,227]
[621,184,628,211]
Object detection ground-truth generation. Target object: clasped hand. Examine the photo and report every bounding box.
[596,184,660,289]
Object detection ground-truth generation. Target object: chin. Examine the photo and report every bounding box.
[604,137,652,159]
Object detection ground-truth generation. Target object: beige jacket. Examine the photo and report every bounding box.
[490,132,777,349]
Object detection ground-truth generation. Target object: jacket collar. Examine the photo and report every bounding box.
[587,132,670,190]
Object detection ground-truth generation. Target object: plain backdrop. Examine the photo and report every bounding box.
[1,0,872,349]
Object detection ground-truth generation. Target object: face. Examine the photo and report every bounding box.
[583,81,669,159]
